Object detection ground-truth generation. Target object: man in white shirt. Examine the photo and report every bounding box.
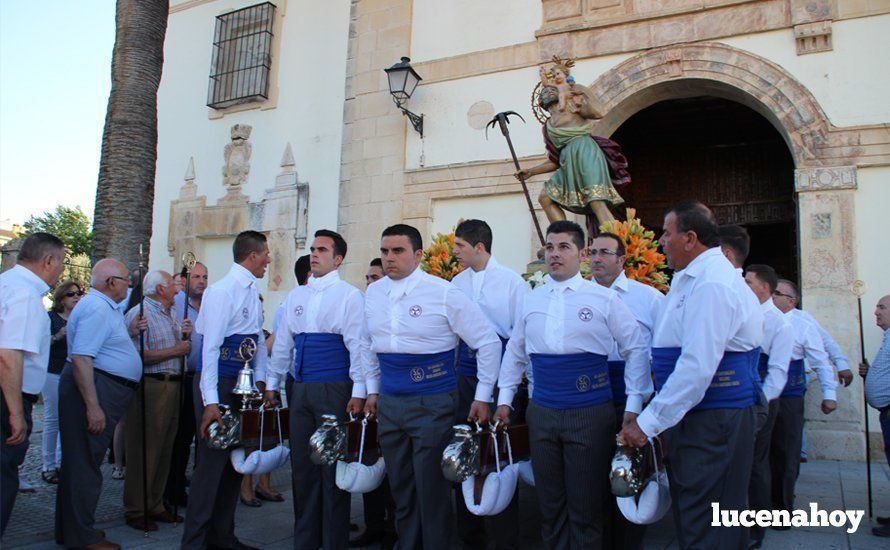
[495,221,649,549]
[451,219,528,550]
[743,264,794,549]
[363,224,501,550]
[182,231,271,550]
[769,278,837,515]
[0,232,65,535]
[265,230,367,550]
[618,201,764,549]
[796,308,854,386]
[590,231,661,550]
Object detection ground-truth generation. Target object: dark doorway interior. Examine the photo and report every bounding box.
[611,96,798,282]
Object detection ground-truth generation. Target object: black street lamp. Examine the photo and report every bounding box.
[384,56,424,138]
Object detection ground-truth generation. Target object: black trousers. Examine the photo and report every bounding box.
[770,396,804,512]
[603,403,645,550]
[165,372,196,507]
[0,395,34,535]
[361,477,396,535]
[749,397,778,544]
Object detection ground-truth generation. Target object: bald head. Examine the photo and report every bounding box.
[91,259,129,302]
[876,295,890,331]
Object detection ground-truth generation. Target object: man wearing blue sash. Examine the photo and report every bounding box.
[265,229,368,550]
[363,224,501,550]
[183,231,270,550]
[450,219,528,550]
[495,221,649,549]
[618,201,764,549]
[590,231,661,550]
[742,264,794,549]
[769,278,836,516]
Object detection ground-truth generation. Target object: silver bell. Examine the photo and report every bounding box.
[206,405,241,450]
[610,443,655,497]
[441,424,480,483]
[232,365,258,397]
[308,414,346,466]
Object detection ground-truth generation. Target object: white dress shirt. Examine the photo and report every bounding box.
[195,263,267,405]
[364,267,501,401]
[451,256,528,340]
[268,270,368,397]
[0,264,50,394]
[786,308,837,401]
[498,272,650,412]
[796,309,851,372]
[637,247,764,437]
[759,299,795,401]
[606,271,662,362]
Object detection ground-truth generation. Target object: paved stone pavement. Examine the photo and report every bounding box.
[4,403,889,549]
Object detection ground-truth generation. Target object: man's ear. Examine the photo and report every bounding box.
[579,246,589,260]
[684,230,698,251]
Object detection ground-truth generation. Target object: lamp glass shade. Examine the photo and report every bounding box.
[384,57,422,102]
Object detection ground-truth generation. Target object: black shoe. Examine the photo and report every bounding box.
[874,524,890,538]
[350,522,360,532]
[878,516,890,525]
[350,530,385,547]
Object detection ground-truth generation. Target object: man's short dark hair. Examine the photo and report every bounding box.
[777,278,799,300]
[667,200,720,248]
[294,254,310,285]
[18,232,65,263]
[718,225,750,264]
[370,258,382,268]
[314,229,347,259]
[746,264,778,293]
[594,231,625,257]
[381,224,423,252]
[233,231,267,263]
[546,220,585,251]
[455,219,493,254]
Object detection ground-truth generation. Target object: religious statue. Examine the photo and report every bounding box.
[223,124,252,194]
[516,57,631,230]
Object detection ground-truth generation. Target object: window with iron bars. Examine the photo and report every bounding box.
[207,2,276,109]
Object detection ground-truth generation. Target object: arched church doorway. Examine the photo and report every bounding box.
[611,96,798,282]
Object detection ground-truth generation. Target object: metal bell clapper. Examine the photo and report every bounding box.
[308,414,347,466]
[232,337,259,410]
[441,424,480,483]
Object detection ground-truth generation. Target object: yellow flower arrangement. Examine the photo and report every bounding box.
[597,208,670,292]
[421,224,465,281]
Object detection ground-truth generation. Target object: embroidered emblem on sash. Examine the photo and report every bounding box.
[578,307,593,322]
[409,305,422,317]
[220,347,230,361]
[410,367,424,382]
[576,375,590,392]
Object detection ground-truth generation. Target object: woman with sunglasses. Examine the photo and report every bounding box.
[41,280,84,484]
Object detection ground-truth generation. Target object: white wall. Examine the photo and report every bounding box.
[151,0,351,324]
[410,0,541,62]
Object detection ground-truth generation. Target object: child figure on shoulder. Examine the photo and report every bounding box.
[539,57,585,114]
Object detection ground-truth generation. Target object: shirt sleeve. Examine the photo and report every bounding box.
[342,289,368,398]
[607,294,651,414]
[803,323,837,401]
[363,298,380,395]
[445,286,501,402]
[0,292,41,353]
[198,287,228,406]
[498,293,529,408]
[507,276,530,338]
[70,304,111,359]
[637,282,738,437]
[253,324,267,385]
[267,295,293,392]
[763,319,794,402]
[816,321,850,372]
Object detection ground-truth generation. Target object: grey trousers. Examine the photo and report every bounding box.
[289,380,351,550]
[1,396,33,535]
[453,374,519,550]
[55,367,135,547]
[526,399,615,550]
[182,376,242,549]
[770,396,804,512]
[604,404,645,550]
[749,397,778,544]
[378,391,455,550]
[663,406,754,550]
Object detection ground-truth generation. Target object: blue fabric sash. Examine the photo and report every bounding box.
[651,347,760,410]
[607,360,627,406]
[456,336,508,377]
[293,332,351,383]
[780,359,806,398]
[377,350,457,396]
[530,352,611,409]
[196,333,259,379]
[758,353,770,384]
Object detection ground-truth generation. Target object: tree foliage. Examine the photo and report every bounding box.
[22,205,93,257]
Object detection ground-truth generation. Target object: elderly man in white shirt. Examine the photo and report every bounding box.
[450,219,528,550]
[182,231,270,550]
[742,264,795,549]
[495,221,649,550]
[0,232,65,535]
[264,229,367,550]
[769,278,837,516]
[619,201,764,550]
[363,224,501,550]
[590,231,661,550]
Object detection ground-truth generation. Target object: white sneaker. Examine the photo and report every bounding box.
[112,466,125,480]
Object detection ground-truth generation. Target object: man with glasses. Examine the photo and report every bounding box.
[589,231,661,550]
[1,232,66,535]
[56,258,146,550]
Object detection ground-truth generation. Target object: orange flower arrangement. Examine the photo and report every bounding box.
[421,224,465,281]
[598,208,670,292]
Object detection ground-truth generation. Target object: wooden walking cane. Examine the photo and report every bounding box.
[852,280,873,519]
[137,244,149,536]
[173,251,196,526]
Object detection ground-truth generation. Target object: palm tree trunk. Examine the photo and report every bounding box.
[92,0,169,269]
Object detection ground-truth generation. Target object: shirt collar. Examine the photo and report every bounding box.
[472,255,499,274]
[10,264,50,296]
[677,247,724,279]
[387,266,423,299]
[307,269,340,292]
[91,288,121,310]
[548,271,584,293]
[761,299,780,315]
[229,263,257,288]
[143,295,170,314]
[609,271,629,293]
